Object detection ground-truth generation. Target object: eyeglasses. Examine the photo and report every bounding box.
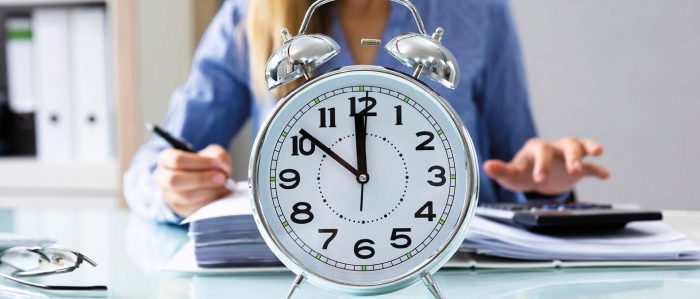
[0,245,108,296]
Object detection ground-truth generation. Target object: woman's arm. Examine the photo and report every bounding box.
[123,0,252,223]
[479,0,608,199]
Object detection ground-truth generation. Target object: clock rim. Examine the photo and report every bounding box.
[248,65,479,294]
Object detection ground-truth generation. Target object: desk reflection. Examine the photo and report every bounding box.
[3,208,700,299]
[125,214,188,273]
[187,268,700,299]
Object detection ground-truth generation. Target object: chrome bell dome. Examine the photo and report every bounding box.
[385,28,460,89]
[265,30,340,90]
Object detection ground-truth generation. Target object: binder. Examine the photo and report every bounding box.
[33,8,73,161]
[69,8,112,161]
[5,18,34,115]
[4,17,37,156]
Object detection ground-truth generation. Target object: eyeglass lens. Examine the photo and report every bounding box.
[1,247,80,276]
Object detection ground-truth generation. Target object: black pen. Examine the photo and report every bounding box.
[145,122,236,191]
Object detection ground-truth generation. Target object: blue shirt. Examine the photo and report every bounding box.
[124,0,537,223]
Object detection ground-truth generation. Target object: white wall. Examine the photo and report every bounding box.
[136,0,253,180]
[511,0,700,210]
[137,0,194,141]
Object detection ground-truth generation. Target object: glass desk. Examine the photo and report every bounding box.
[1,208,699,298]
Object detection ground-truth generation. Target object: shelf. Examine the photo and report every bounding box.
[0,0,104,6]
[0,158,118,192]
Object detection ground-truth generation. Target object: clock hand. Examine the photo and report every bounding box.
[299,129,360,177]
[354,110,369,184]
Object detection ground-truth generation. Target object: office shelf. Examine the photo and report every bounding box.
[0,0,104,6]
[0,0,132,207]
[0,158,118,192]
[0,0,217,207]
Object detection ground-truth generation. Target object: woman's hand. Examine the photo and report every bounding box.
[154,144,233,217]
[484,137,610,195]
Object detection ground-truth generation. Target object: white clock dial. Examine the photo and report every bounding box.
[251,67,477,289]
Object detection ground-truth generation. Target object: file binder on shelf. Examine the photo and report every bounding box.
[5,18,34,116]
[4,17,36,156]
[70,7,113,161]
[33,8,73,161]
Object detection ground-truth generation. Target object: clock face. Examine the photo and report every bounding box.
[251,67,477,288]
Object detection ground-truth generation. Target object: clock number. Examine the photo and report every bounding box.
[427,166,446,186]
[318,108,336,128]
[318,229,338,249]
[394,105,403,125]
[415,131,435,151]
[354,239,375,259]
[390,228,412,249]
[279,169,300,189]
[291,136,315,156]
[414,201,436,221]
[348,94,377,116]
[291,202,314,224]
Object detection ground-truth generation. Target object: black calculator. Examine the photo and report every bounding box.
[476,201,662,232]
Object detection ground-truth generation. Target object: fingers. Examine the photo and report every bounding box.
[155,145,233,192]
[155,144,234,217]
[582,162,611,179]
[558,137,585,175]
[158,148,224,172]
[155,167,228,191]
[580,138,604,156]
[198,144,232,176]
[527,140,555,184]
[484,160,532,191]
[484,160,517,180]
[484,159,527,192]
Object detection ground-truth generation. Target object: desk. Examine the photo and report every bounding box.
[1,208,700,298]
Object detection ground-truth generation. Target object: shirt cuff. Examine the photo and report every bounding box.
[156,189,185,224]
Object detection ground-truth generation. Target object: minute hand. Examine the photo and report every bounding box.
[354,113,368,178]
[299,129,360,177]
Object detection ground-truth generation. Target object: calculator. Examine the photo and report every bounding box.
[476,201,663,232]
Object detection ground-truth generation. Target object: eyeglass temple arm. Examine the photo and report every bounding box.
[77,252,98,267]
[298,0,427,36]
[0,272,108,292]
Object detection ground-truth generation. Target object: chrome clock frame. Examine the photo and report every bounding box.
[249,65,479,298]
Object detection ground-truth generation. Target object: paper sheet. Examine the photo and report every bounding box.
[463,216,700,260]
[182,181,252,225]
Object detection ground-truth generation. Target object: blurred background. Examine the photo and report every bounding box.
[0,0,698,211]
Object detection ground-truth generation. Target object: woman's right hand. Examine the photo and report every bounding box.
[154,144,233,217]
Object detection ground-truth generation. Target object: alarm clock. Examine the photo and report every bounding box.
[248,0,479,298]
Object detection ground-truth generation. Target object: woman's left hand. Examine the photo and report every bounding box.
[484,137,610,195]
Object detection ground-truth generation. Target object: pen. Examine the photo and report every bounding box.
[145,122,236,191]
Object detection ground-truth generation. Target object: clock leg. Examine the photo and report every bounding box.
[421,272,445,299]
[285,273,305,299]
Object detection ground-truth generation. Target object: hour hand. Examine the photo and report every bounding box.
[299,129,359,177]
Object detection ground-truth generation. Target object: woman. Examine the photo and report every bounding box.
[124,0,609,222]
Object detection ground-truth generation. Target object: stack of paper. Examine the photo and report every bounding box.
[180,182,700,268]
[461,216,700,261]
[183,182,280,268]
